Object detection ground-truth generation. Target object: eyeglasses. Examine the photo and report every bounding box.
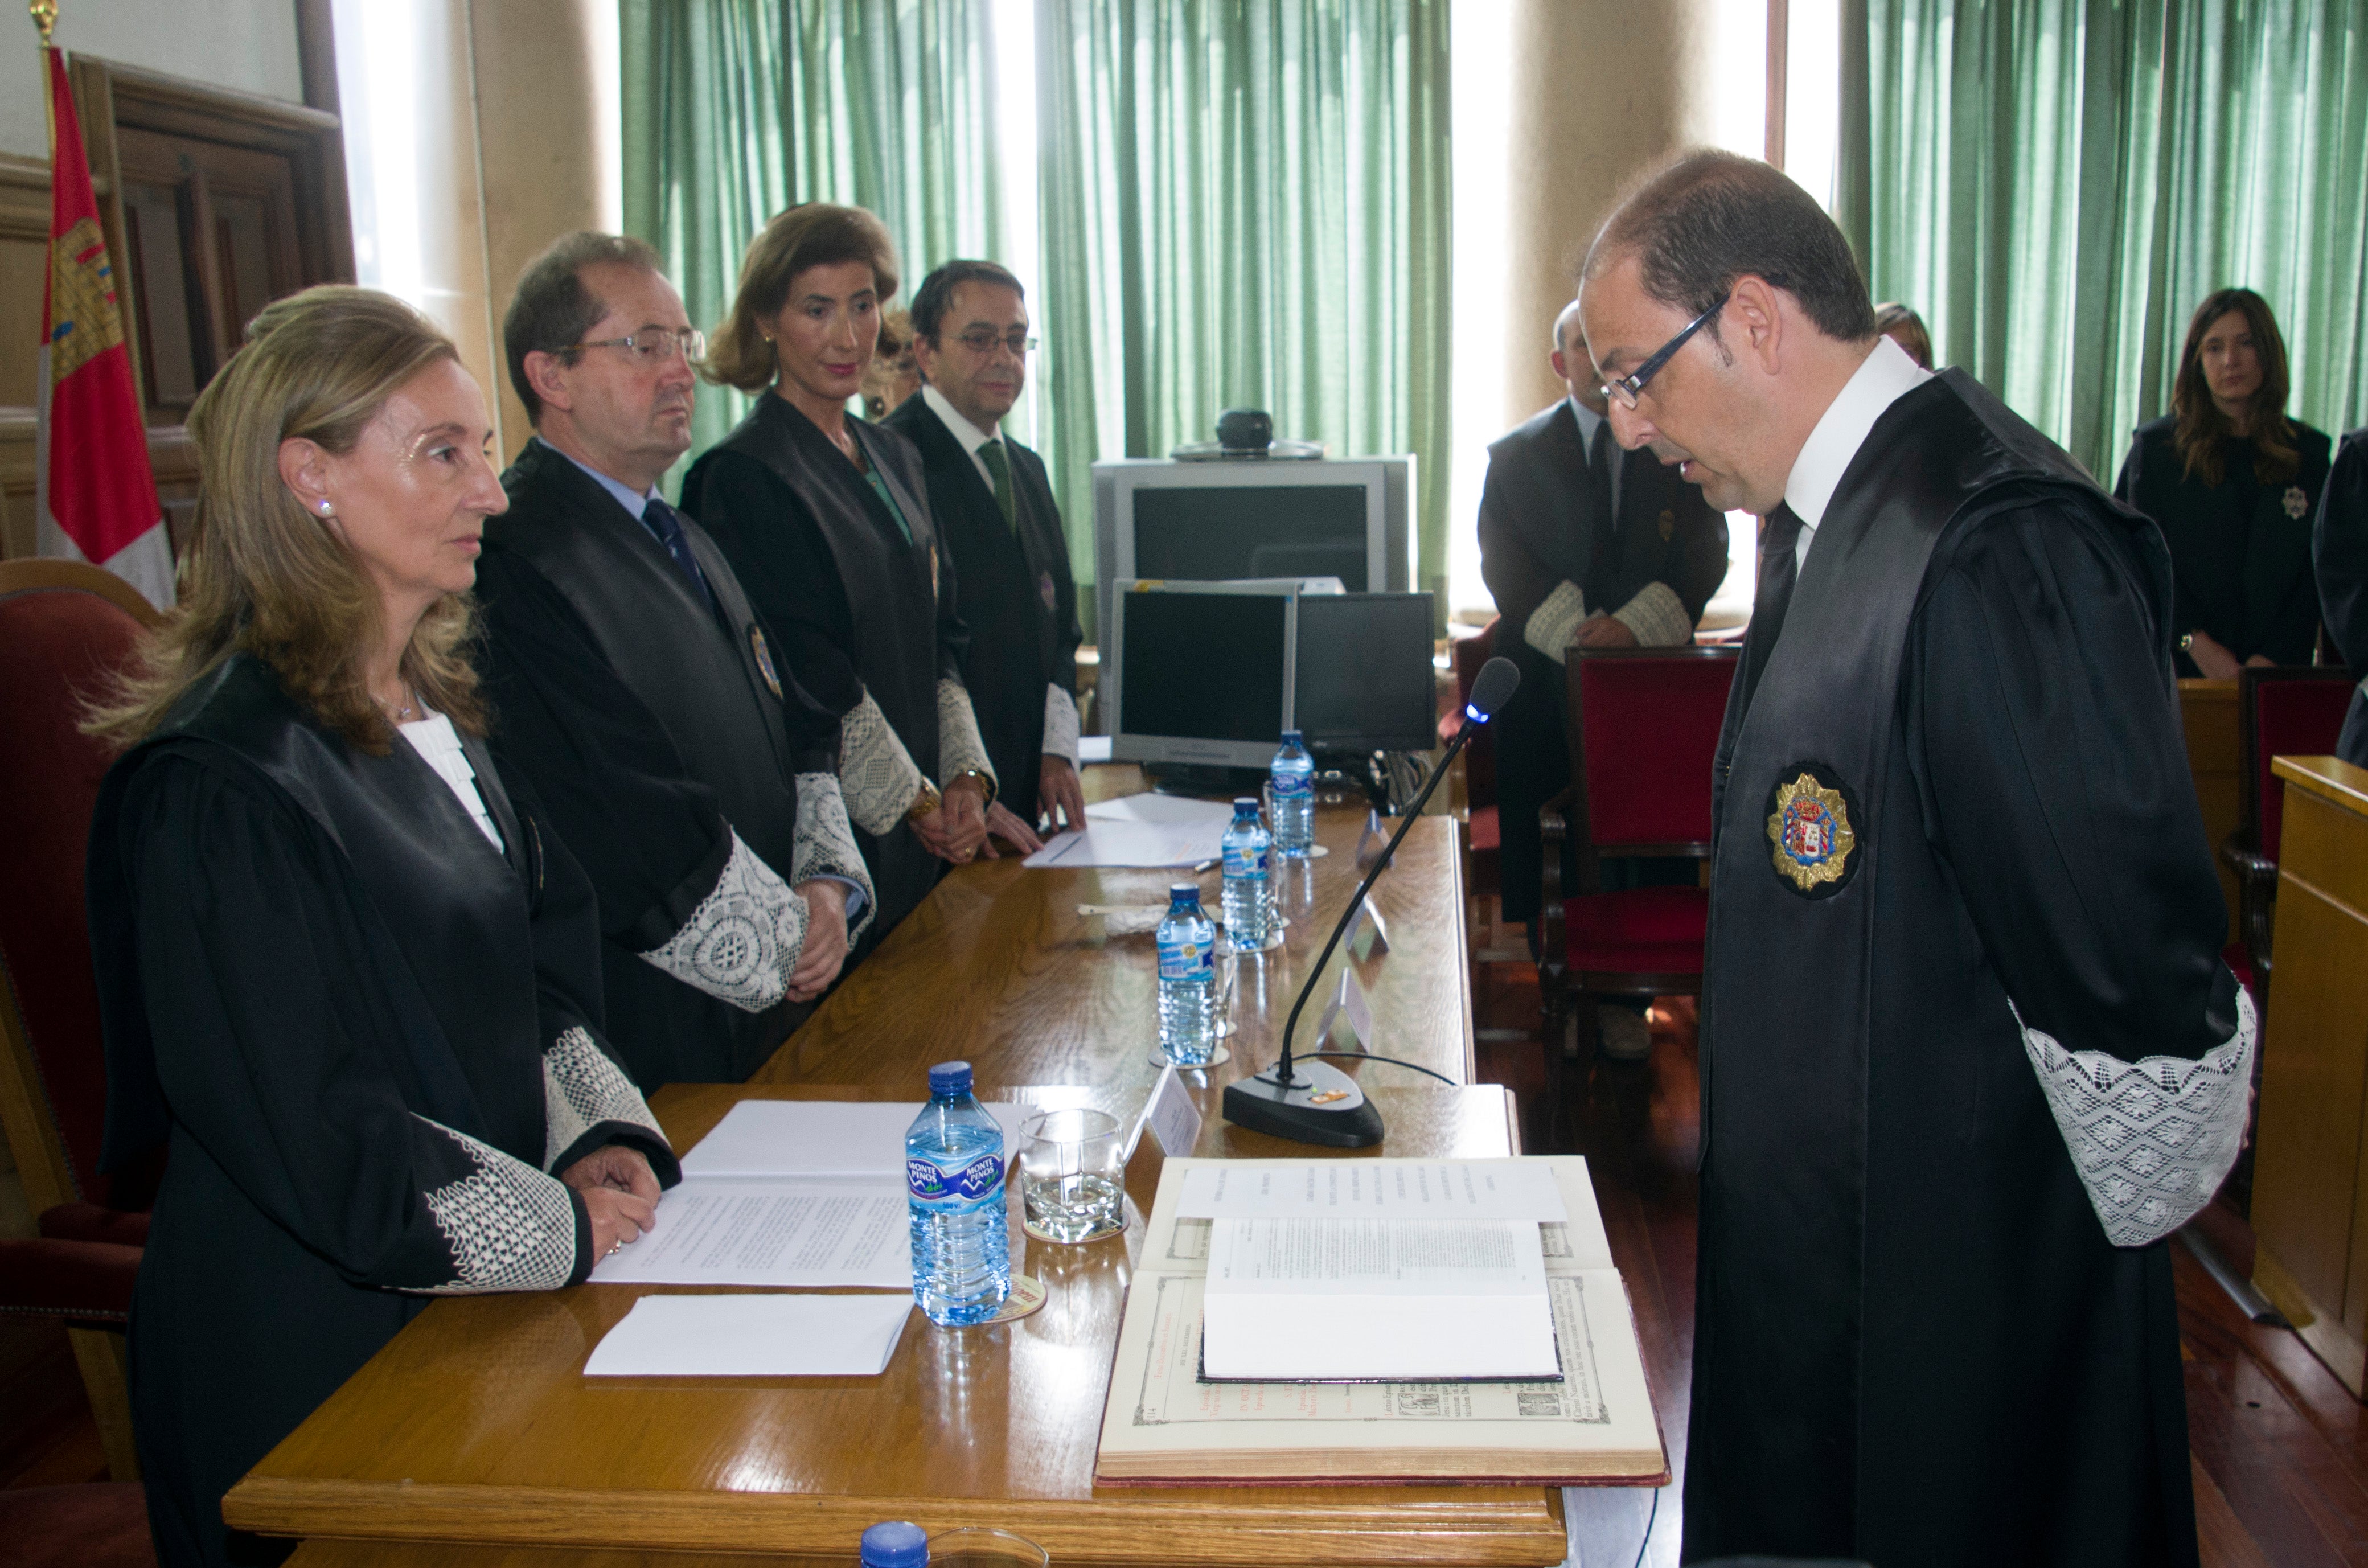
[1599,294,1728,409]
[951,328,1038,356]
[571,327,707,365]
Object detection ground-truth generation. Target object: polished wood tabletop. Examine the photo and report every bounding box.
[232,781,1569,1566]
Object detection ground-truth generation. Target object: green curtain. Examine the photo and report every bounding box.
[620,0,1006,484]
[1035,0,1452,635]
[1840,0,2368,483]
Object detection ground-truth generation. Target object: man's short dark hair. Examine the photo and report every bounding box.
[909,260,1025,346]
[504,231,666,425]
[1582,149,1875,346]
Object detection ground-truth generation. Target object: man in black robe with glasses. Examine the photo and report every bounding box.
[1578,150,2247,1567]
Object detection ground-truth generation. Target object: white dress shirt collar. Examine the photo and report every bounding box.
[1783,335,1934,559]
[922,383,1006,491]
[537,435,660,522]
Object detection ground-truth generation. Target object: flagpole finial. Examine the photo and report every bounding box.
[30,0,58,48]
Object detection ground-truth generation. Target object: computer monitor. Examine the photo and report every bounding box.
[1293,592,1438,755]
[1107,581,1298,770]
[1091,456,1414,642]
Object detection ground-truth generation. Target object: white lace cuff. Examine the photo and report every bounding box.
[635,831,807,1014]
[839,690,925,834]
[1043,683,1081,766]
[793,772,875,945]
[413,1118,580,1294]
[1609,580,1694,647]
[2016,982,2255,1248]
[1523,581,1587,665]
[938,678,997,791]
[541,1025,667,1169]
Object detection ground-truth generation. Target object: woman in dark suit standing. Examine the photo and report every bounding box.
[682,204,1010,952]
[2115,288,2333,679]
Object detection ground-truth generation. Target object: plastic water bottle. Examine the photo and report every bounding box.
[1221,797,1273,947]
[860,1521,928,1567]
[905,1061,1010,1326]
[1270,729,1315,857]
[1156,882,1218,1065]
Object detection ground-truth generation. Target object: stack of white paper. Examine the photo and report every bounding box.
[584,1294,911,1377]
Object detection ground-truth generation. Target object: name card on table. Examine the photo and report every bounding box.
[1315,968,1377,1053]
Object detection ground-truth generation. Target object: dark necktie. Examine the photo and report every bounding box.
[978,438,1018,532]
[1741,504,1805,708]
[1583,420,1619,589]
[641,495,717,614]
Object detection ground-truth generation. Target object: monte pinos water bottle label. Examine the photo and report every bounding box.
[907,1149,1003,1203]
[1222,839,1268,880]
[1158,928,1213,982]
[1271,769,1311,799]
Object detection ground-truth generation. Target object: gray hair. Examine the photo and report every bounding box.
[504,231,667,425]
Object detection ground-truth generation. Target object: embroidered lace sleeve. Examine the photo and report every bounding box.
[839,689,925,833]
[2014,983,2255,1247]
[634,830,808,1013]
[938,678,997,790]
[793,771,876,945]
[408,1117,584,1294]
[1608,580,1696,647]
[1522,580,1587,665]
[541,1024,672,1175]
[1043,683,1081,765]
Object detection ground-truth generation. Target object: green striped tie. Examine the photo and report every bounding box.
[978,438,1017,532]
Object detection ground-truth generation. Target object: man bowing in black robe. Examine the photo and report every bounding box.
[1579,150,2249,1567]
[882,260,1086,844]
[475,233,874,1089]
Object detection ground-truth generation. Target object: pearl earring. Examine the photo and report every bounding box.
[318,501,334,518]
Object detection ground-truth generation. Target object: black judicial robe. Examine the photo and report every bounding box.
[2312,428,2368,765]
[477,438,848,1087]
[1476,399,1727,922]
[87,655,677,1568]
[2115,413,2334,672]
[1688,373,2234,1566]
[880,396,1082,804]
[683,395,967,948]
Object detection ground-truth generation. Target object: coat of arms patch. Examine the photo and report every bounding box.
[1765,764,1861,898]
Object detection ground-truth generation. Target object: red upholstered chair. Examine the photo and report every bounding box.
[0,558,165,1482]
[0,1480,154,1568]
[2221,665,2354,994]
[1537,647,1738,1117]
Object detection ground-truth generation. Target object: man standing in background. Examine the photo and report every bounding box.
[884,260,1086,849]
[1477,298,1729,1057]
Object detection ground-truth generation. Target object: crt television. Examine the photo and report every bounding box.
[1091,456,1415,644]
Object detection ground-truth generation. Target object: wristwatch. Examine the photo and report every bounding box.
[947,766,999,808]
[905,777,944,823]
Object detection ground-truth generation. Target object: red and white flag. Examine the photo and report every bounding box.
[35,47,173,609]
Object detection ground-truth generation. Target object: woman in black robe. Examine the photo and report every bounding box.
[682,204,1020,951]
[84,288,678,1567]
[2115,288,2333,678]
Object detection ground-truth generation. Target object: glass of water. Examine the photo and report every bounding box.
[1019,1108,1125,1243]
[929,1528,1048,1566]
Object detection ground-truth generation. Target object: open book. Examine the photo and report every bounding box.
[1095,1156,1667,1484]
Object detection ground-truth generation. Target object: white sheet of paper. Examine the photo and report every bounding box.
[583,1293,911,1377]
[1079,735,1113,764]
[589,1179,910,1287]
[1022,819,1228,869]
[1134,1063,1204,1159]
[1176,1159,1569,1222]
[1086,793,1236,827]
[680,1100,1027,1180]
[1207,1216,1548,1296]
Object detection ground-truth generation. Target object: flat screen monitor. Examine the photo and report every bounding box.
[1108,583,1296,770]
[1293,592,1437,754]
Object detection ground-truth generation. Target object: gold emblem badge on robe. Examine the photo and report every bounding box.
[1767,767,1858,896]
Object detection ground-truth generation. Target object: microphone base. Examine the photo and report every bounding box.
[1221,1059,1385,1148]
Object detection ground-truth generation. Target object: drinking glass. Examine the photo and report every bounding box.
[1019,1108,1125,1243]
[929,1528,1049,1567]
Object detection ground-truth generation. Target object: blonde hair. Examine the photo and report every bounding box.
[85,285,488,753]
[703,203,901,395]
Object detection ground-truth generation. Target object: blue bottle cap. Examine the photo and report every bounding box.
[1282,728,1304,745]
[1169,881,1201,906]
[1232,797,1259,815]
[859,1521,929,1567]
[926,1061,972,1097]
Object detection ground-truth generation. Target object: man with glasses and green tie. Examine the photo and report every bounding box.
[471,231,875,1090]
[884,260,1086,846]
[1578,150,2244,1568]
[1476,299,1727,1059]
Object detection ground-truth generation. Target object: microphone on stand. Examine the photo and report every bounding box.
[1222,656,1522,1147]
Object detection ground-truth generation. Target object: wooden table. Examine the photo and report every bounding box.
[2251,756,2368,1396]
[229,785,1574,1566]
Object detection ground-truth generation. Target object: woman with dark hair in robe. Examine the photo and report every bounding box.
[683,204,1034,950]
[2115,288,2333,679]
[83,287,678,1567]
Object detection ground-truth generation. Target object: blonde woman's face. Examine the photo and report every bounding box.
[306,359,507,614]
[763,261,881,409]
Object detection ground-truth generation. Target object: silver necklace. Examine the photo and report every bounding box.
[375,685,422,724]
